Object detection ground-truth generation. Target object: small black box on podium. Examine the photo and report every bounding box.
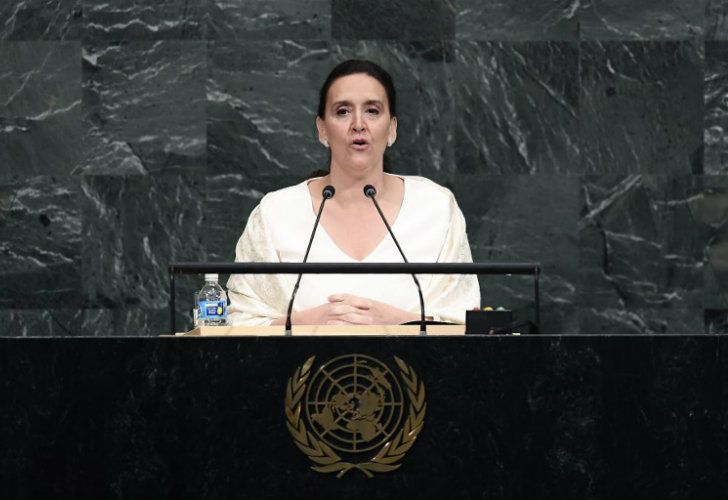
[465,309,513,334]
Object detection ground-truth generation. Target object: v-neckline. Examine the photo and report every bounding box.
[306,175,408,263]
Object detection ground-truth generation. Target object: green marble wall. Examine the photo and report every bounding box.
[1,1,727,335]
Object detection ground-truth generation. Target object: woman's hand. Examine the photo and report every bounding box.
[304,294,419,325]
[272,293,419,326]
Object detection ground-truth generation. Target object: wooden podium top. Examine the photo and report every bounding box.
[178,324,465,336]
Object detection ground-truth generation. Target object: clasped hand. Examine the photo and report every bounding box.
[295,293,418,326]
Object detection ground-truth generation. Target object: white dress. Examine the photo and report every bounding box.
[226,175,480,325]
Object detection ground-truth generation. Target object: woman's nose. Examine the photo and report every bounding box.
[351,112,365,132]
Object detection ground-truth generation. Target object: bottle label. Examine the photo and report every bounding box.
[198,300,227,320]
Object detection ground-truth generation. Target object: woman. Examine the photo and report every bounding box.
[226,59,480,326]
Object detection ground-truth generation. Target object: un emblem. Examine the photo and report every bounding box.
[285,354,426,478]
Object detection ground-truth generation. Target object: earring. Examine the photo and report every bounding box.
[322,139,329,148]
[387,138,394,147]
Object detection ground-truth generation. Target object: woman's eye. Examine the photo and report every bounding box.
[336,108,349,116]
[367,108,380,115]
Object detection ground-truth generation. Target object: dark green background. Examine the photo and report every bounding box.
[1,0,728,335]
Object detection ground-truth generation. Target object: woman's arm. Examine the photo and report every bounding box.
[423,193,481,323]
[226,204,292,326]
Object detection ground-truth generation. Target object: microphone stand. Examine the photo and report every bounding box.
[285,185,335,335]
[364,185,427,336]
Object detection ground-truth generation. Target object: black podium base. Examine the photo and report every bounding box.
[0,334,724,499]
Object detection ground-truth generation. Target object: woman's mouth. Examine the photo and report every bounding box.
[351,138,369,151]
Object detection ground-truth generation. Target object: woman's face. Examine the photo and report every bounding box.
[316,73,397,174]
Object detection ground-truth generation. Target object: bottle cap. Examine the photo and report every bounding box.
[205,273,219,282]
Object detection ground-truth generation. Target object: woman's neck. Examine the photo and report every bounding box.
[327,167,387,204]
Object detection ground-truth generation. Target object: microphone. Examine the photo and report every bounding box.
[363,184,427,335]
[285,185,335,335]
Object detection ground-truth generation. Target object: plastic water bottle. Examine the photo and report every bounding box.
[192,291,202,327]
[196,273,227,326]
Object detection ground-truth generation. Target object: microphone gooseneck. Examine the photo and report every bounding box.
[285,185,335,334]
[363,184,427,335]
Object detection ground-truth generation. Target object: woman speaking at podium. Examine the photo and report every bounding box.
[226,60,480,326]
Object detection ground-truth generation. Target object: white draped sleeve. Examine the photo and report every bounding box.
[226,204,293,326]
[425,193,481,323]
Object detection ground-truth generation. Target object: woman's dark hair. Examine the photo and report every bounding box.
[310,59,397,178]
[317,59,397,119]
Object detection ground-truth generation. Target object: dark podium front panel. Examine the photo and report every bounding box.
[0,335,725,499]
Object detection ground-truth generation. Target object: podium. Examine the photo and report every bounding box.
[179,324,465,335]
[0,332,721,499]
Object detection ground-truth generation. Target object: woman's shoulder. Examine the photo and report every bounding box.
[258,179,311,213]
[401,175,456,206]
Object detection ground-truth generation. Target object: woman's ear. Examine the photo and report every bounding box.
[316,116,328,147]
[388,116,398,147]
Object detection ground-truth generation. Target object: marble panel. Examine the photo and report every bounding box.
[696,175,728,310]
[78,41,206,175]
[508,335,720,495]
[0,308,112,336]
[579,41,703,174]
[721,335,728,492]
[502,339,607,495]
[705,308,728,333]
[453,174,580,333]
[208,0,330,40]
[331,0,455,41]
[452,41,579,175]
[0,0,82,40]
[0,42,81,182]
[424,336,609,497]
[0,176,82,309]
[80,175,205,323]
[704,261,727,312]
[81,0,206,41]
[207,40,331,187]
[578,307,703,334]
[594,335,722,496]
[109,304,188,336]
[455,0,579,41]
[579,176,704,320]
[707,0,728,40]
[578,0,704,40]
[705,42,728,175]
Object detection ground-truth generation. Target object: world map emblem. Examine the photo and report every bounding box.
[285,354,426,478]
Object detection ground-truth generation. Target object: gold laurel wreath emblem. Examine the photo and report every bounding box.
[284,355,426,478]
